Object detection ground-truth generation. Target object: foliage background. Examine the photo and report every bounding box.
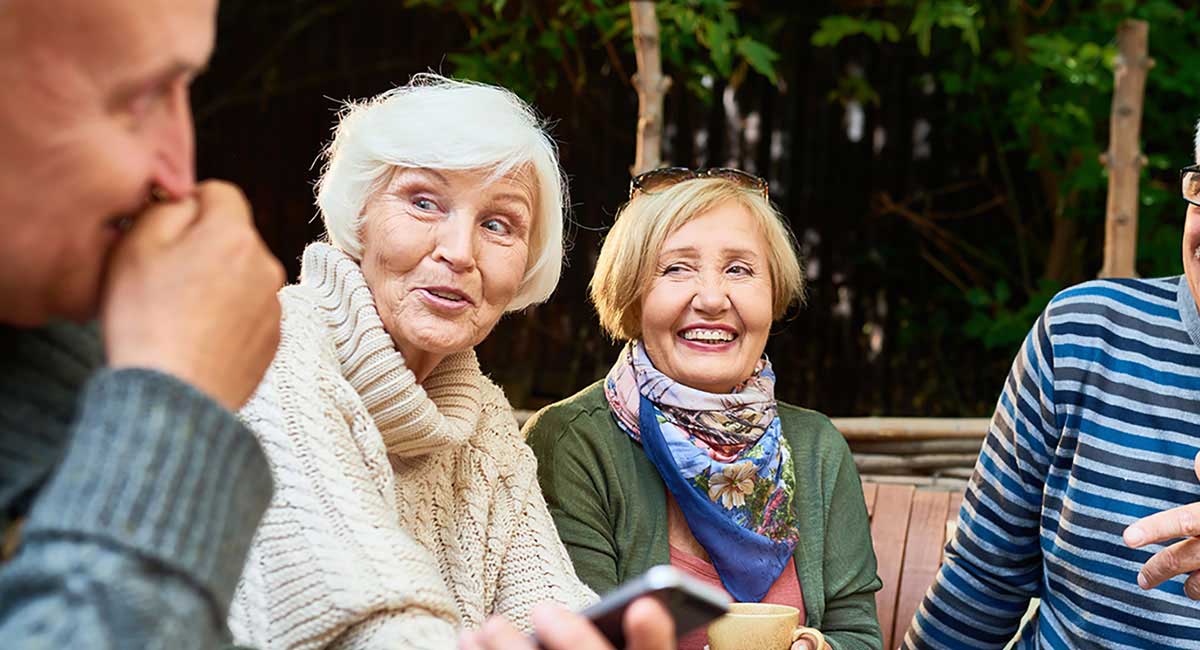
[192,0,1200,415]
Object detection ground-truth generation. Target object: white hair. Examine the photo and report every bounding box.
[315,73,566,311]
[1195,118,1200,165]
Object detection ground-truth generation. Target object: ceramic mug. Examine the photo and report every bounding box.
[707,602,800,650]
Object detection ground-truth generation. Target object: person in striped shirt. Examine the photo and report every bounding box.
[902,122,1200,649]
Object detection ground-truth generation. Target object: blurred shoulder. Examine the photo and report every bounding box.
[1045,276,1182,327]
[778,401,850,456]
[523,381,614,447]
[524,381,611,429]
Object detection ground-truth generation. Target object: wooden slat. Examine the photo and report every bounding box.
[945,492,965,559]
[869,484,915,650]
[863,482,879,519]
[947,492,964,525]
[833,417,990,441]
[891,491,952,647]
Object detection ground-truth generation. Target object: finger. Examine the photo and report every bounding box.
[1124,503,1200,548]
[1194,450,1200,483]
[532,603,611,650]
[624,597,674,650]
[124,196,199,246]
[1137,536,1200,590]
[473,615,537,650]
[1186,571,1200,600]
[458,630,483,650]
[192,179,253,228]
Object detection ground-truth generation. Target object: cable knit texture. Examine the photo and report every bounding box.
[229,243,596,650]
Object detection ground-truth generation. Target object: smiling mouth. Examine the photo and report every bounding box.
[418,286,474,307]
[427,289,466,302]
[678,328,738,344]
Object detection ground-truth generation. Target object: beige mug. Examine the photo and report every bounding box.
[707,602,800,650]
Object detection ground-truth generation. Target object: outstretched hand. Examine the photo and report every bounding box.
[1124,451,1200,599]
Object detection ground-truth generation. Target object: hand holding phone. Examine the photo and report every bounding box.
[572,565,730,648]
[461,597,674,650]
[461,566,729,650]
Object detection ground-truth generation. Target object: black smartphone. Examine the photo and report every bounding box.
[536,565,731,648]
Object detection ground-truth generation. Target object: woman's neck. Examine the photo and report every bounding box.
[395,340,446,384]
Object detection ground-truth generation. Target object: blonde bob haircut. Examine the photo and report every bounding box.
[315,73,566,311]
[590,177,804,341]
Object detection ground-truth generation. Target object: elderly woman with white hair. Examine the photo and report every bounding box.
[227,75,675,650]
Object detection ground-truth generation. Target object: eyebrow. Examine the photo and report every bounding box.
[721,247,762,259]
[393,167,450,187]
[659,246,700,258]
[658,246,761,259]
[489,192,534,214]
[111,61,205,107]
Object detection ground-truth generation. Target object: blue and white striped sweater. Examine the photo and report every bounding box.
[903,276,1200,649]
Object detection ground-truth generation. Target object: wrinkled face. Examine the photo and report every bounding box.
[360,167,534,358]
[640,202,774,393]
[0,0,217,325]
[1185,202,1200,312]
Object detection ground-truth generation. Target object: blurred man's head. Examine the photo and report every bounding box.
[1186,119,1200,310]
[0,0,217,326]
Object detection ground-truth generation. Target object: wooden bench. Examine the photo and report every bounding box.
[863,482,963,650]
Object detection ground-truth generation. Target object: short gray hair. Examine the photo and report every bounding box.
[315,73,566,311]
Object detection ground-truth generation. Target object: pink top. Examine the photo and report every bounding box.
[669,544,806,650]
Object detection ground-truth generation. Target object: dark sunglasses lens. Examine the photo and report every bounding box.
[636,168,696,194]
[1184,170,1200,204]
[708,169,767,195]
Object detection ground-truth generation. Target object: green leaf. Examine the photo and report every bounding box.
[736,37,779,84]
[940,71,963,95]
[703,18,734,76]
[812,15,902,47]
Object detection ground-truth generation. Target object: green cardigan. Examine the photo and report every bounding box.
[524,381,882,650]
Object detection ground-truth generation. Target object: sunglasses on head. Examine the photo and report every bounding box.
[629,167,769,200]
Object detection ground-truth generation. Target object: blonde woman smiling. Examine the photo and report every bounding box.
[525,169,883,650]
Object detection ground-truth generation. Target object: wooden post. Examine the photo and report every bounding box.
[1099,20,1153,278]
[629,1,671,175]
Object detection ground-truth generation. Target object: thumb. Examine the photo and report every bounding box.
[625,597,675,650]
[1193,450,1200,482]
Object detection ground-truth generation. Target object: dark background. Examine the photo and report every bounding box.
[192,0,1199,415]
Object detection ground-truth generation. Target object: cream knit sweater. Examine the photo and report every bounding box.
[229,243,596,650]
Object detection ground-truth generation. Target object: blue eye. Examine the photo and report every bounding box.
[483,218,511,235]
[413,198,438,211]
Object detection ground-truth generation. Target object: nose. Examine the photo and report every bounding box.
[149,83,196,199]
[692,272,731,315]
[431,212,477,273]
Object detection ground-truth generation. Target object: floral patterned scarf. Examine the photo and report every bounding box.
[604,341,799,602]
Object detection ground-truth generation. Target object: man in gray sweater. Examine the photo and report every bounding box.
[0,0,284,647]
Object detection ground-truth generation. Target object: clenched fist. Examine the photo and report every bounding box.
[101,180,285,411]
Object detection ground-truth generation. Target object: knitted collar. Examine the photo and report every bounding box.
[298,242,482,457]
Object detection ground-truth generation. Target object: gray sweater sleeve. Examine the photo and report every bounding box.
[0,367,273,648]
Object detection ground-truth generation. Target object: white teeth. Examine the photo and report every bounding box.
[428,290,463,302]
[681,328,735,343]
